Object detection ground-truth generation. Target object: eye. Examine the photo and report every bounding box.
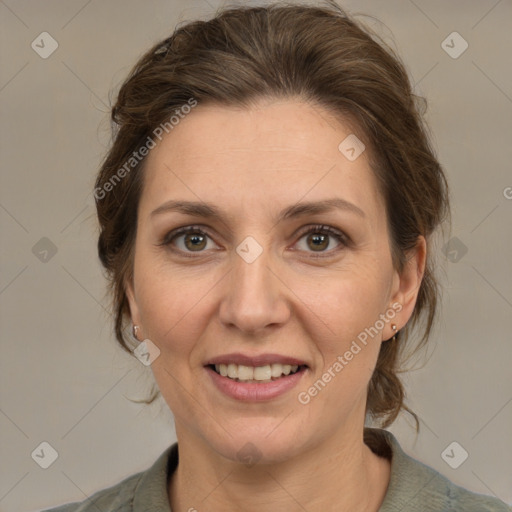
[159,224,349,257]
[294,224,349,257]
[160,226,216,255]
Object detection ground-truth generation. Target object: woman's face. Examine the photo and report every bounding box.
[126,98,424,463]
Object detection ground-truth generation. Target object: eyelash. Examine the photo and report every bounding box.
[159,224,350,259]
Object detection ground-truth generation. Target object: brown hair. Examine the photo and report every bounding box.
[95,1,450,430]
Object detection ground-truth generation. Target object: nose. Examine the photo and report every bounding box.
[218,241,291,334]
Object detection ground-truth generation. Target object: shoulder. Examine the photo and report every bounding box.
[365,428,511,512]
[40,471,142,512]
[41,443,178,512]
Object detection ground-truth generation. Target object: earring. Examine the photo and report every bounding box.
[132,324,140,341]
[390,324,398,342]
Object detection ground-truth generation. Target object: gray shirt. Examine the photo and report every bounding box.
[42,428,511,511]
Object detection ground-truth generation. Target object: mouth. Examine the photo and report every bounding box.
[207,363,308,383]
[204,353,310,401]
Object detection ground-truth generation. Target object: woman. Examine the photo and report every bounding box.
[44,1,511,511]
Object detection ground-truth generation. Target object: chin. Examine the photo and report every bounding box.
[207,424,309,466]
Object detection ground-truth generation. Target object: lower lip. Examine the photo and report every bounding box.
[205,366,307,402]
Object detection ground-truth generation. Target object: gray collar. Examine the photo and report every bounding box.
[132,442,177,511]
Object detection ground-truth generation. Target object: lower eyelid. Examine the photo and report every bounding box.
[294,233,347,256]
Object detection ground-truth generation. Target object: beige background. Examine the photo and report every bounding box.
[0,0,511,510]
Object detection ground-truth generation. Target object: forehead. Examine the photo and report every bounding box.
[139,99,384,222]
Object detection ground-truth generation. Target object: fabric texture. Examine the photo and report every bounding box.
[42,428,511,512]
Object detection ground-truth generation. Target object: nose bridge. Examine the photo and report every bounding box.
[219,235,289,332]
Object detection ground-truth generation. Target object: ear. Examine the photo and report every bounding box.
[124,274,142,329]
[388,235,427,337]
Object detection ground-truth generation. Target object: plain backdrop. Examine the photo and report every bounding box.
[0,0,511,510]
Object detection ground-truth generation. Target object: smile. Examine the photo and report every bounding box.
[210,363,304,383]
[205,364,308,402]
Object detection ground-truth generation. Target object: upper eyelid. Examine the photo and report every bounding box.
[162,224,349,248]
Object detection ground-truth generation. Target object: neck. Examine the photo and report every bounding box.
[168,424,391,512]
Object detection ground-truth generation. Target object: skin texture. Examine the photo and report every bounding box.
[125,98,426,512]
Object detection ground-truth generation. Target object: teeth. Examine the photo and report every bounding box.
[238,365,253,380]
[214,363,301,382]
[254,365,271,380]
[271,363,283,378]
[227,363,238,379]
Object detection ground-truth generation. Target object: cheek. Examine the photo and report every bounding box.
[307,263,390,348]
[134,270,214,413]
[298,262,390,406]
[134,262,216,357]
[301,277,386,407]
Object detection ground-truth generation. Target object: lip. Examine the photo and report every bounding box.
[205,365,308,402]
[205,352,308,367]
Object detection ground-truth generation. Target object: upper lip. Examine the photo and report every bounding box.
[205,353,308,367]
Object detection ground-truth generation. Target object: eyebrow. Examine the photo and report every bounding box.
[150,197,365,223]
